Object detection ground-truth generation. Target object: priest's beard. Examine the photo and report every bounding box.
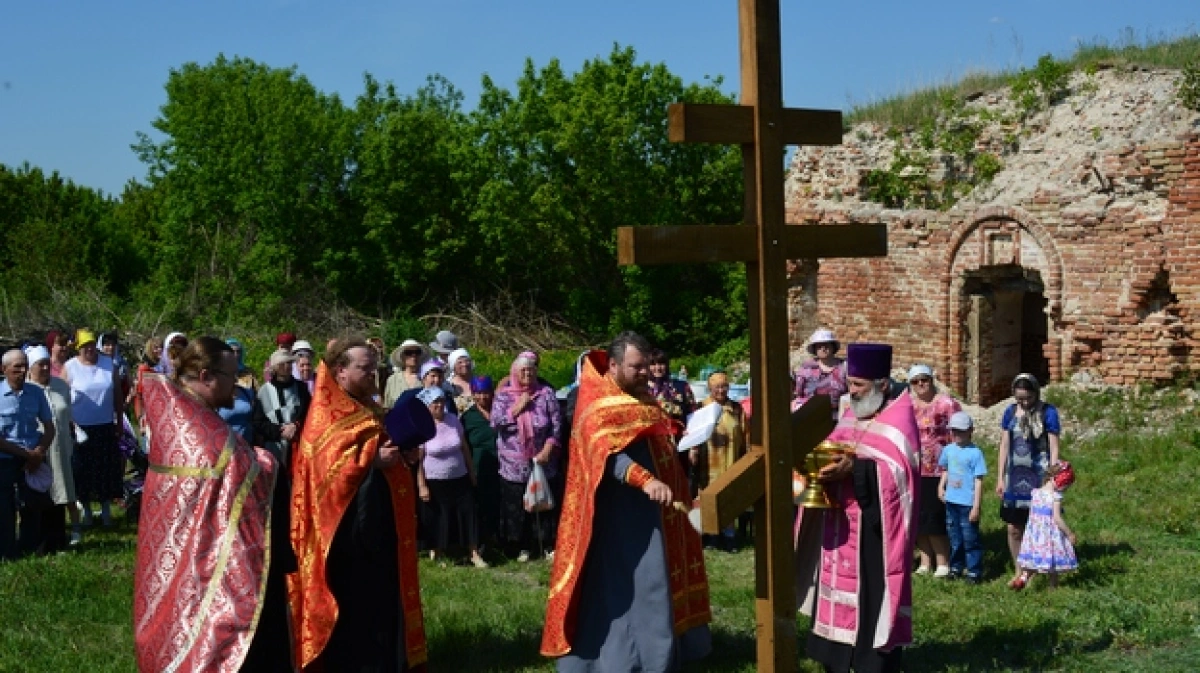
[850,383,886,419]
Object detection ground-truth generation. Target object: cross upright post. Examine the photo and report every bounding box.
[615,2,889,671]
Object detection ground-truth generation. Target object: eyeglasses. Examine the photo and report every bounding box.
[911,378,932,385]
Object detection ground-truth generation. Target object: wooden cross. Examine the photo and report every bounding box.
[616,2,886,670]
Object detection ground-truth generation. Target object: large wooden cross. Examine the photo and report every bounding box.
[616,2,886,671]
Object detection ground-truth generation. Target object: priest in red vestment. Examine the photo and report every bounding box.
[289,337,433,672]
[134,336,292,672]
[542,332,711,671]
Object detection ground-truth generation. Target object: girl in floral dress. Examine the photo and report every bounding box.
[1013,461,1078,590]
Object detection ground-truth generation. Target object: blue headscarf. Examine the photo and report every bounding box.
[225,338,246,372]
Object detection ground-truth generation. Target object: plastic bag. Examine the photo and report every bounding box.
[523,461,555,513]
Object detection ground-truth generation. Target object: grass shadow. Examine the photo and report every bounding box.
[909,621,1068,670]
[426,626,548,671]
[1067,541,1134,587]
[682,625,757,672]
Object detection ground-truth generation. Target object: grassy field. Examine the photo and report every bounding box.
[1,387,1197,672]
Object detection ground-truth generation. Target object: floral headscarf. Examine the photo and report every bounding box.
[1011,373,1046,441]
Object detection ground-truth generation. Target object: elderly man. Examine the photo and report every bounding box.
[252,349,311,466]
[133,337,293,672]
[289,337,433,672]
[0,349,55,559]
[542,331,711,671]
[794,343,920,673]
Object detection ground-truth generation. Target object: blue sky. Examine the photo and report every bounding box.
[2,1,1195,196]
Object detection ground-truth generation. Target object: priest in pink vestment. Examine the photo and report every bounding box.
[794,343,919,673]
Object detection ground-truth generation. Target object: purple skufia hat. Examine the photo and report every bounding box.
[846,343,893,380]
[384,394,436,452]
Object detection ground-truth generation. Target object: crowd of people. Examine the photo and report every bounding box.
[0,324,1080,672]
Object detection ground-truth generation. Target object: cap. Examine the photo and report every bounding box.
[291,340,314,355]
[907,364,933,382]
[75,329,97,348]
[947,411,974,431]
[268,349,296,368]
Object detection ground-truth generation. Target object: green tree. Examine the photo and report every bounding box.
[467,45,745,352]
[133,55,354,324]
[332,74,476,312]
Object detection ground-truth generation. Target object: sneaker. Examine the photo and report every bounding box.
[544,550,555,561]
[933,566,952,578]
[517,550,531,563]
[470,553,490,569]
[914,565,931,576]
[965,574,982,585]
[69,530,82,546]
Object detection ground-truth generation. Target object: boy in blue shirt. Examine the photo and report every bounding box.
[938,411,987,583]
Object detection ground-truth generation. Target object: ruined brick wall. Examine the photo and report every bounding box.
[785,133,1200,402]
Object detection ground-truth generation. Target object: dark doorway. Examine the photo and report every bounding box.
[960,265,1050,405]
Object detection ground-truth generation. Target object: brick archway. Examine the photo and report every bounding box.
[941,206,1065,401]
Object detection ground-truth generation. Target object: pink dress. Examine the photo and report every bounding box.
[912,392,961,477]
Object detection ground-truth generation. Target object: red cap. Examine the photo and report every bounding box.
[276,332,297,348]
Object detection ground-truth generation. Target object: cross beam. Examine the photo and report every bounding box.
[617,223,885,265]
[615,2,887,671]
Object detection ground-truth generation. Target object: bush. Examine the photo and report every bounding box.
[1177,60,1200,111]
[1011,54,1073,118]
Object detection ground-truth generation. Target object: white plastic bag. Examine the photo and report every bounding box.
[523,461,555,513]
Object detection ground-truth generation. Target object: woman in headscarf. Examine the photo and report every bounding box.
[907,364,962,578]
[383,339,429,408]
[648,348,697,435]
[446,348,476,414]
[460,375,501,545]
[792,328,847,418]
[693,370,748,550]
[415,387,488,568]
[25,345,78,552]
[217,338,256,445]
[491,351,562,562]
[156,332,187,375]
[46,330,71,379]
[996,373,1062,587]
[224,338,258,389]
[63,329,123,527]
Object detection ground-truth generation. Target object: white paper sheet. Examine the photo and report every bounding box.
[676,402,723,452]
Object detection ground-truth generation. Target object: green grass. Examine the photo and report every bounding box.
[846,32,1200,128]
[2,387,1198,671]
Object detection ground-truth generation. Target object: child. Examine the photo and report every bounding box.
[937,411,987,583]
[1012,461,1078,589]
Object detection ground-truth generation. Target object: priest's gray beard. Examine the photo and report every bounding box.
[850,382,886,419]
